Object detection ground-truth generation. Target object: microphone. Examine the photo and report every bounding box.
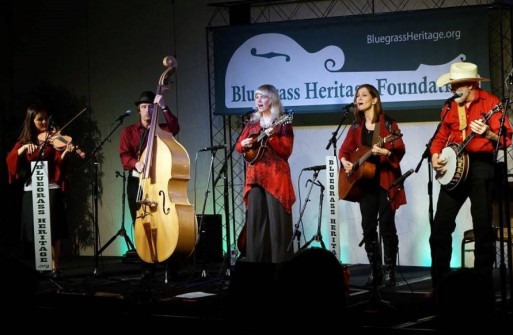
[47,115,56,131]
[115,110,132,122]
[444,92,463,104]
[390,169,414,188]
[343,103,355,110]
[198,144,226,152]
[303,165,326,171]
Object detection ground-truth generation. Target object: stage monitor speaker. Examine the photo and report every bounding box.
[196,214,223,262]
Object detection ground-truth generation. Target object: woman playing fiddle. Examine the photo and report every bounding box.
[6,104,75,278]
[235,84,295,264]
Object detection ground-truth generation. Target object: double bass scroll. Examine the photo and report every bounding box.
[134,56,198,263]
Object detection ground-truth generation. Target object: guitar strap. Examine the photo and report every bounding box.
[457,104,467,140]
[371,119,381,145]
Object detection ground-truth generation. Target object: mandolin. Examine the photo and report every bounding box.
[242,113,293,165]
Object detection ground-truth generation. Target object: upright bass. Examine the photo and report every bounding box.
[134,56,198,263]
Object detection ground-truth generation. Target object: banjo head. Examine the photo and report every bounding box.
[436,147,457,185]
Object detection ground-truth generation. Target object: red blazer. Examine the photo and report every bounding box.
[235,120,295,213]
[7,142,69,191]
[338,113,407,211]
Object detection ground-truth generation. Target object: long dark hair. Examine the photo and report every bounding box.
[18,104,47,144]
[354,84,383,123]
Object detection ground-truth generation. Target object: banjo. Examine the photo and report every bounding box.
[436,102,503,190]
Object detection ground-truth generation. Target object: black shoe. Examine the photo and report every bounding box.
[383,271,396,288]
[363,271,383,288]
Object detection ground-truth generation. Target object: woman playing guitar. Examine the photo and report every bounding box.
[339,84,406,288]
[235,84,295,263]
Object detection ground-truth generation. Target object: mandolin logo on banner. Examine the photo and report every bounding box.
[213,6,489,117]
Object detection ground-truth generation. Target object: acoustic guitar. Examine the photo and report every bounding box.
[243,113,293,165]
[338,132,402,202]
[436,102,503,190]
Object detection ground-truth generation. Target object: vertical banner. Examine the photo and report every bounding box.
[326,156,340,260]
[31,161,53,271]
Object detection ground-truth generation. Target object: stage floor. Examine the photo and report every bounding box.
[2,254,511,333]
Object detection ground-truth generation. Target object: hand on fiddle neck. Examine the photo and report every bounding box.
[61,143,75,159]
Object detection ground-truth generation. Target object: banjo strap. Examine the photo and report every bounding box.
[457,104,467,140]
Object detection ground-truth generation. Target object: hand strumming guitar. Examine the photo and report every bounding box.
[371,144,392,156]
[340,157,353,173]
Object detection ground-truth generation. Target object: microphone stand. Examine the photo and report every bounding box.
[326,108,351,159]
[195,146,223,278]
[287,169,323,252]
[87,116,129,276]
[299,174,326,251]
[26,131,53,186]
[415,102,451,225]
[493,97,513,309]
[212,143,233,276]
[97,171,135,257]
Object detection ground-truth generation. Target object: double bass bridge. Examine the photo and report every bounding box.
[136,199,158,208]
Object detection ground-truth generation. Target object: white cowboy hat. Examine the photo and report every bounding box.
[436,62,489,87]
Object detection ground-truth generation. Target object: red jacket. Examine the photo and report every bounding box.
[235,120,295,213]
[430,88,512,155]
[7,142,69,191]
[338,113,407,211]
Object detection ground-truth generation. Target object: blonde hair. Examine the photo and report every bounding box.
[251,84,283,122]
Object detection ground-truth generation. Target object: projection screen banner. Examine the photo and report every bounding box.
[213,7,489,117]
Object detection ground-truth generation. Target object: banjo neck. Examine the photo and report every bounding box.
[454,102,503,156]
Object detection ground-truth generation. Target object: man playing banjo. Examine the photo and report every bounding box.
[429,62,512,294]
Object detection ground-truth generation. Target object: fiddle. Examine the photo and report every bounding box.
[38,130,86,158]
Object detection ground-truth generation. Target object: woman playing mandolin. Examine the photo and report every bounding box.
[235,84,295,263]
[339,84,406,288]
[6,104,77,278]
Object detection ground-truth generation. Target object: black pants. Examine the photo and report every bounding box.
[430,155,495,288]
[359,185,397,245]
[246,186,294,263]
[127,176,140,225]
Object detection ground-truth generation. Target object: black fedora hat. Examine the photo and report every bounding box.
[134,91,155,106]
